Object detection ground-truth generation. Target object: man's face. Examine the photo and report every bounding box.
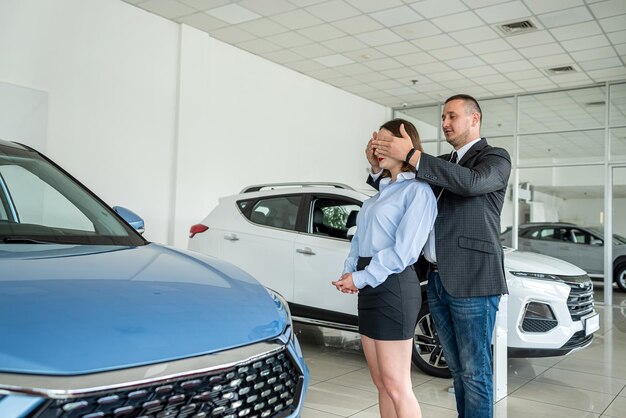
[442,99,476,149]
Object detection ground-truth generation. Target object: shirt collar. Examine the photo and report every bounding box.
[379,171,415,190]
[455,138,481,162]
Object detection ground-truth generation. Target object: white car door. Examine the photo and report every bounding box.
[218,195,301,301]
[293,195,361,316]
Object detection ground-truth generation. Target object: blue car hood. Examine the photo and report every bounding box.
[0,243,287,375]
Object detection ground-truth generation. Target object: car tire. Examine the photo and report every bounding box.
[412,301,452,379]
[615,263,626,292]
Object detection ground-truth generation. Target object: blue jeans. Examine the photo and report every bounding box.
[427,272,500,418]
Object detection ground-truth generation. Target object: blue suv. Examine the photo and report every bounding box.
[0,139,308,418]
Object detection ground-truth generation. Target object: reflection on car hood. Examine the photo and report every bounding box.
[504,249,587,276]
[0,243,286,375]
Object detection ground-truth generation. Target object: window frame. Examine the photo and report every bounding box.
[302,193,363,241]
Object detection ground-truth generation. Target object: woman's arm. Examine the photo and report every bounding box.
[342,230,360,276]
[352,183,437,288]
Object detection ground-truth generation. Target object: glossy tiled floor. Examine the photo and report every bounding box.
[297,285,626,417]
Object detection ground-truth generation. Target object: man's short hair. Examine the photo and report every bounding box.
[445,94,482,124]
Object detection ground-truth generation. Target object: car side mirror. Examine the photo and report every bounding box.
[347,226,357,241]
[113,206,145,235]
[591,239,603,246]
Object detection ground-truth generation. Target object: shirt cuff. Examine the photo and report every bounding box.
[351,271,365,289]
[370,169,382,180]
[351,269,376,289]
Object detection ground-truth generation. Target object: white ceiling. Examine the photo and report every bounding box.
[123,0,626,108]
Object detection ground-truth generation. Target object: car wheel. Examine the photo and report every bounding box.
[412,301,452,379]
[615,263,626,292]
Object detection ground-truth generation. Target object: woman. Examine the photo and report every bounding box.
[332,119,436,418]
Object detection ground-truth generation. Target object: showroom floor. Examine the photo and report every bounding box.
[297,285,626,417]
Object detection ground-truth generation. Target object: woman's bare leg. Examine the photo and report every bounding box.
[361,335,397,418]
[375,339,422,418]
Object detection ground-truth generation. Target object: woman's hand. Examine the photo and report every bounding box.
[366,133,381,174]
[332,273,358,294]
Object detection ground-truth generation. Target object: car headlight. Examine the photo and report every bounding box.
[266,288,294,342]
[510,271,564,282]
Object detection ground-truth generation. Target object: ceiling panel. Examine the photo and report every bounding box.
[125,0,625,109]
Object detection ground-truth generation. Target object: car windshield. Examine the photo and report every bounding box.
[0,142,145,246]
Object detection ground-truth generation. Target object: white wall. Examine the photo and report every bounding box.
[173,26,389,246]
[0,0,179,243]
[0,0,389,246]
[0,81,48,152]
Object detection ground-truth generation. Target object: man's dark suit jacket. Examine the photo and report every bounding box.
[369,138,511,298]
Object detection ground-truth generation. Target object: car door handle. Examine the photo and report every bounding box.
[223,233,239,241]
[296,247,315,255]
[559,246,571,250]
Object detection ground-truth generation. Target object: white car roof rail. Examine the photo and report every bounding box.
[241,182,355,193]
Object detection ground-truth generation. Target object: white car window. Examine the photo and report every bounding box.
[247,196,301,231]
[572,229,590,244]
[310,197,360,240]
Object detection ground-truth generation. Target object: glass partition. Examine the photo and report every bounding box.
[610,166,626,304]
[519,129,605,166]
[480,97,515,138]
[515,166,605,284]
[395,81,626,304]
[611,127,626,162]
[396,105,440,141]
[519,86,606,133]
[610,82,626,127]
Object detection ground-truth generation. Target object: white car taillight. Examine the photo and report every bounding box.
[189,224,208,238]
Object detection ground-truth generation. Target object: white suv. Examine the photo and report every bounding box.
[188,183,600,378]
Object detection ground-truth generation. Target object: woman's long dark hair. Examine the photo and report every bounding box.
[379,119,423,179]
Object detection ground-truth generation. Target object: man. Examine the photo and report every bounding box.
[369,94,511,418]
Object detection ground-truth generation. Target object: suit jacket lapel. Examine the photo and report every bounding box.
[458,138,487,166]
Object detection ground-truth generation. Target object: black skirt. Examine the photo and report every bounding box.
[357,257,422,341]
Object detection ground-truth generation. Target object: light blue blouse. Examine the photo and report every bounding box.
[343,171,437,289]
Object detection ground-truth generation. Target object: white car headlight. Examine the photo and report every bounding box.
[510,271,564,282]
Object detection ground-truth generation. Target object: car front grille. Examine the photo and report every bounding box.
[561,275,595,321]
[33,348,303,418]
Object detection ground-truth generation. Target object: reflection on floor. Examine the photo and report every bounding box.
[298,286,626,417]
